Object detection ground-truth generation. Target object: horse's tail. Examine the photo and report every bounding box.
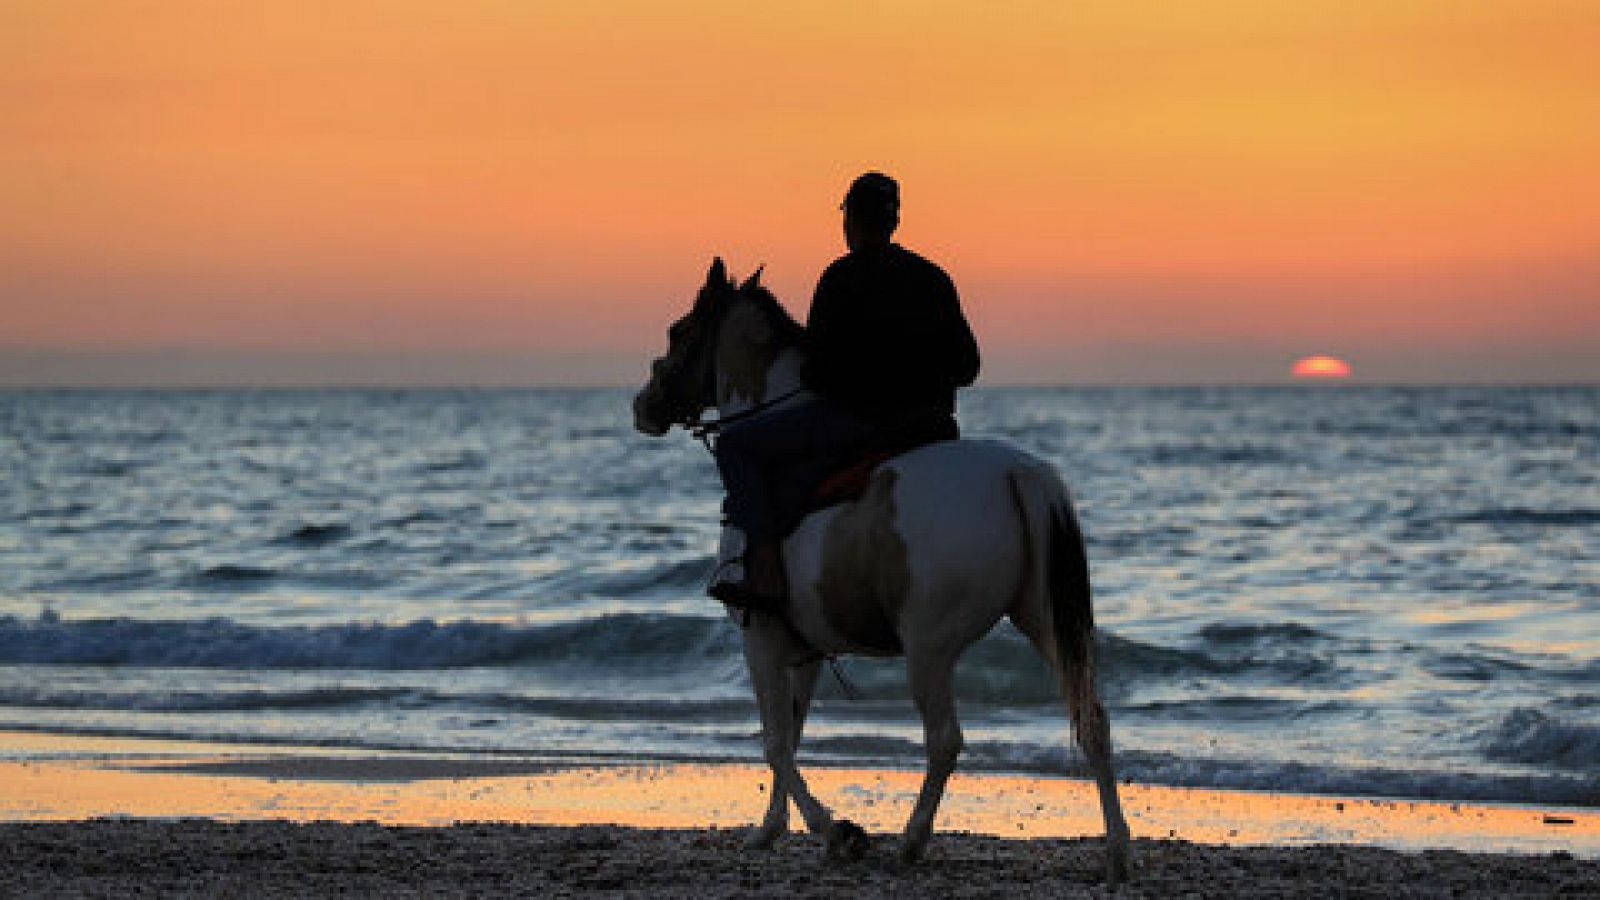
[1009,459,1130,883]
[1008,462,1102,751]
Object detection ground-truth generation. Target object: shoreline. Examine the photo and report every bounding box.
[2,730,1595,857]
[3,730,1598,896]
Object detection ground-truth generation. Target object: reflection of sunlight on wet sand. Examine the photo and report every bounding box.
[1,732,1594,857]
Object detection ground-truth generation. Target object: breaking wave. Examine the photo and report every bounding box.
[0,613,738,671]
[1483,708,1600,772]
[0,613,1355,690]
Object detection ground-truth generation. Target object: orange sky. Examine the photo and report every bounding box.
[3,1,1597,384]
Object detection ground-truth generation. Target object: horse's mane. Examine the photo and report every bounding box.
[740,283,807,348]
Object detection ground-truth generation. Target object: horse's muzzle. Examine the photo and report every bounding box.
[633,386,671,436]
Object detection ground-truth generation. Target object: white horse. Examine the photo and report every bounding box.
[633,258,1131,883]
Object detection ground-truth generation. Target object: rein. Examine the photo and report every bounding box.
[682,387,804,453]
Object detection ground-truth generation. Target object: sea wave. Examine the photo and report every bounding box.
[0,686,414,713]
[0,613,739,670]
[275,523,353,546]
[1131,443,1289,467]
[0,611,1364,707]
[1447,508,1600,528]
[182,564,278,588]
[586,556,716,594]
[0,685,754,722]
[1483,708,1600,772]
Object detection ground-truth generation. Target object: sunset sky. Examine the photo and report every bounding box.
[3,1,1597,385]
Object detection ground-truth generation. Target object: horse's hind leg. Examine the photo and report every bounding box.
[748,657,821,850]
[898,648,962,867]
[1011,610,1131,885]
[1075,686,1130,884]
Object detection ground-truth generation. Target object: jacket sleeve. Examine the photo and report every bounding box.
[804,264,842,352]
[801,262,849,392]
[938,272,980,387]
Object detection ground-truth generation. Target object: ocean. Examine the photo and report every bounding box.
[1,387,1596,807]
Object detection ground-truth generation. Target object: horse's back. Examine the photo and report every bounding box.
[886,436,1060,585]
[793,437,1048,550]
[785,438,1057,655]
[890,435,1062,529]
[891,437,1055,491]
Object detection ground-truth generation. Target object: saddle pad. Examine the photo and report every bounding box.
[806,412,959,513]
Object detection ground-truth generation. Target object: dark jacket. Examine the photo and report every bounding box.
[802,243,980,421]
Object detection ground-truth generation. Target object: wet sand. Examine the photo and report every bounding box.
[2,730,1596,896]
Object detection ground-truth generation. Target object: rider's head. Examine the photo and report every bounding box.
[842,172,899,251]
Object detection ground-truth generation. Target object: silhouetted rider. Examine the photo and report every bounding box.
[806,176,979,422]
[710,172,980,611]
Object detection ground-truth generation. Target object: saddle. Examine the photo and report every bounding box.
[781,411,959,533]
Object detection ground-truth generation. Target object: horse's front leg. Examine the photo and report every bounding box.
[747,656,822,850]
[743,615,862,859]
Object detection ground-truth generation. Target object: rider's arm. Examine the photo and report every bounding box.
[802,261,853,396]
[936,271,980,388]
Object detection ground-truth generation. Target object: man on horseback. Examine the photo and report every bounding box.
[709,172,981,611]
[635,200,1129,880]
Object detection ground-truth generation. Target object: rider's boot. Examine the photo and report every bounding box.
[709,530,787,612]
[743,539,788,605]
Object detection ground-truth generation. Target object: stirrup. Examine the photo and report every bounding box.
[706,556,744,596]
[708,579,785,613]
[706,526,746,597]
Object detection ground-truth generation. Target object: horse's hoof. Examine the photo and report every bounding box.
[894,826,930,869]
[1105,850,1130,886]
[824,819,870,863]
[745,826,784,851]
[1105,829,1132,885]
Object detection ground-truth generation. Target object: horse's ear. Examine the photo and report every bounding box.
[706,257,727,287]
[739,265,765,292]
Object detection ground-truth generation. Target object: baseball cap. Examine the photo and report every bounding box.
[843,172,899,214]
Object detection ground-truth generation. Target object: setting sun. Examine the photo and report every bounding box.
[1291,355,1353,379]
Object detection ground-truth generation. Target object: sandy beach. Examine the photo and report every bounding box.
[2,730,1596,897]
[6,818,1598,899]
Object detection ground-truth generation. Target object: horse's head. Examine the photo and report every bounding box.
[633,258,738,435]
[633,257,801,436]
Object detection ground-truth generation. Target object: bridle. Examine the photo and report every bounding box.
[684,387,805,453]
[667,285,801,453]
[663,290,725,448]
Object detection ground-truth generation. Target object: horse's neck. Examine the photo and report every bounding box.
[716,346,805,418]
[763,346,805,402]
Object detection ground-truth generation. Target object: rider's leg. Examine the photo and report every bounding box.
[710,511,748,594]
[712,402,811,605]
[711,396,878,607]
